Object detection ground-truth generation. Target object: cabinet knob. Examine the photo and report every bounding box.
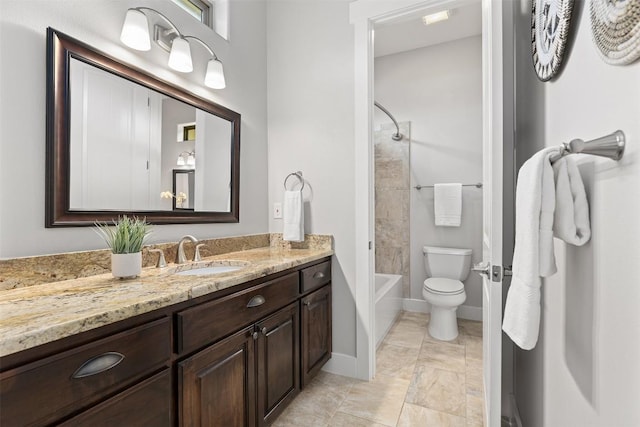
[247,295,266,308]
[252,332,258,340]
[261,327,268,335]
[72,352,125,379]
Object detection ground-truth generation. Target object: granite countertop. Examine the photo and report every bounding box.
[0,246,333,358]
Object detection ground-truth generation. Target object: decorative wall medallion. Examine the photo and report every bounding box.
[590,0,640,65]
[532,0,575,81]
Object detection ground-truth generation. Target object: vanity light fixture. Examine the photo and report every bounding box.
[422,10,450,25]
[120,7,225,88]
[177,151,196,167]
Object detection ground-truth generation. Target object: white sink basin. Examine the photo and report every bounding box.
[172,261,250,276]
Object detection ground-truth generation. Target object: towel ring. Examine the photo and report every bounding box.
[284,172,304,191]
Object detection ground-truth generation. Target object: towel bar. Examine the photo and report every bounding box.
[549,130,625,163]
[414,183,483,190]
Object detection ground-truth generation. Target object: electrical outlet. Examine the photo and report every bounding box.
[273,202,282,219]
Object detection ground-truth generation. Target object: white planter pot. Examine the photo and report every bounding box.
[111,252,142,279]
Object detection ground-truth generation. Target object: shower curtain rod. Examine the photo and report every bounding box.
[374,101,403,141]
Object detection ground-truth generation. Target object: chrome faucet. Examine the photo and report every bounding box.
[175,235,199,264]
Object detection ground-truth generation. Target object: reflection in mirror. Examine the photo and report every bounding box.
[68,58,231,213]
[172,169,194,210]
[46,28,240,226]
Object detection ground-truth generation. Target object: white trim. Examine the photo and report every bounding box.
[458,304,483,321]
[402,298,430,313]
[402,298,482,321]
[321,352,358,378]
[350,0,483,383]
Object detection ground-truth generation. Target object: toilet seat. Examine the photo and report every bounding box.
[423,278,464,295]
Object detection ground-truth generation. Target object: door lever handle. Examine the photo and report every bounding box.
[472,262,490,277]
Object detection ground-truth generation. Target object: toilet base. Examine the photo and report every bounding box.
[428,306,460,341]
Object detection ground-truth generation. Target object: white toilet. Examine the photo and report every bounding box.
[422,246,472,341]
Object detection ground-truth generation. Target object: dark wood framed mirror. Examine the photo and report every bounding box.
[46,28,240,227]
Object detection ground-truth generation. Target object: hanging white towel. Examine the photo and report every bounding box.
[283,190,304,242]
[434,183,462,227]
[502,147,559,350]
[552,157,591,246]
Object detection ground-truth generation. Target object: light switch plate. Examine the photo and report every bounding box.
[273,202,282,219]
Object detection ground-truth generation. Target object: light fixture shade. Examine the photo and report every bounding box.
[204,58,226,89]
[186,153,196,166]
[120,9,151,51]
[176,154,186,166]
[168,37,193,73]
[422,10,450,26]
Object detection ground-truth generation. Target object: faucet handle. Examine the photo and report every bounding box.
[148,249,167,268]
[194,244,206,262]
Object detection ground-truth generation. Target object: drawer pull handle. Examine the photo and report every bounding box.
[313,271,325,279]
[72,352,125,379]
[247,295,266,308]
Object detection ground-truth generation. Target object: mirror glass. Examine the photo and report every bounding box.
[69,58,231,213]
[46,28,240,226]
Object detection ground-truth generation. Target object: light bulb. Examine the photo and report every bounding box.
[120,9,151,51]
[168,37,193,73]
[204,58,226,89]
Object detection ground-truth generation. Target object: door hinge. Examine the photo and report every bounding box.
[368,241,372,250]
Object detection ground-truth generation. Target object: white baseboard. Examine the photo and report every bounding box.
[402,298,430,313]
[402,298,482,322]
[458,305,482,321]
[321,352,357,378]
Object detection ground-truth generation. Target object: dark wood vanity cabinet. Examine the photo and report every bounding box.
[0,317,172,426]
[179,326,257,427]
[301,285,332,388]
[0,257,332,427]
[178,302,301,427]
[256,302,300,426]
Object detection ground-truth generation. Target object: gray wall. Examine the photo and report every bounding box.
[0,0,268,258]
[513,1,640,426]
[266,0,356,360]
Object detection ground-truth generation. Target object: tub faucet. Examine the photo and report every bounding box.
[176,235,199,264]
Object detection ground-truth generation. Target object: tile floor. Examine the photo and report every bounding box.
[273,311,484,427]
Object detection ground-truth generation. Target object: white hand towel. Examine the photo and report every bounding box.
[502,147,559,350]
[552,157,591,246]
[434,183,462,227]
[283,190,304,242]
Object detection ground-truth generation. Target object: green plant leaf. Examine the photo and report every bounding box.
[94,215,152,254]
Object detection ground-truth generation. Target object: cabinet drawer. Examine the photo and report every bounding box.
[58,369,172,426]
[300,261,331,293]
[0,317,171,426]
[177,272,299,354]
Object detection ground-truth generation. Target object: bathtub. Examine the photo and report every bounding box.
[375,273,403,348]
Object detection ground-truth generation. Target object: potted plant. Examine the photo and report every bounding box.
[95,216,151,279]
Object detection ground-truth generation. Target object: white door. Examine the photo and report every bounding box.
[477,0,503,426]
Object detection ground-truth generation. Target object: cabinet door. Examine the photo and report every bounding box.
[256,302,300,426]
[179,326,256,427]
[301,285,332,388]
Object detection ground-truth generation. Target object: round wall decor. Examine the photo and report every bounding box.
[590,0,640,65]
[532,0,575,81]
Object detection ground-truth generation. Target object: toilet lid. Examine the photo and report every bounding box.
[424,278,464,295]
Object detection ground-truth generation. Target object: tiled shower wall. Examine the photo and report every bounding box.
[374,122,411,297]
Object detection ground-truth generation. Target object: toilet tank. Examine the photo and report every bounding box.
[423,246,472,281]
